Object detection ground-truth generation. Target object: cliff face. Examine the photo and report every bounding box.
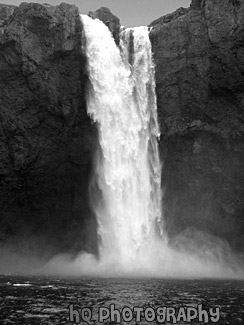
[150,0,244,251]
[88,7,121,46]
[0,1,244,259]
[0,3,98,257]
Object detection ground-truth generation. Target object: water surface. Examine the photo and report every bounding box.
[0,276,243,324]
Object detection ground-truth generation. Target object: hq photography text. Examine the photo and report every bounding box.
[69,303,220,324]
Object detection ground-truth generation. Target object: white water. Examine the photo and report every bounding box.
[43,15,244,278]
[83,15,164,269]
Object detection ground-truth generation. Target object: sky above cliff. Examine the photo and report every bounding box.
[6,0,191,27]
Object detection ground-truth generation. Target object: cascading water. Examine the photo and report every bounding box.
[73,14,243,278]
[82,15,164,271]
[43,15,243,278]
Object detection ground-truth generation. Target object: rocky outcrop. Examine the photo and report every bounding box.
[0,2,98,257]
[0,4,15,26]
[150,7,189,27]
[150,0,244,251]
[88,7,121,46]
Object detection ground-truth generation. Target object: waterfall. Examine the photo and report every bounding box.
[43,15,243,278]
[81,15,163,270]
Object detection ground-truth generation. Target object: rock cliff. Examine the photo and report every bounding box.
[150,0,244,251]
[0,0,244,261]
[88,7,121,46]
[0,2,98,258]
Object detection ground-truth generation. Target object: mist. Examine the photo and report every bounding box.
[38,228,243,279]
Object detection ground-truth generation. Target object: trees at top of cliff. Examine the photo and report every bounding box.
[88,7,121,46]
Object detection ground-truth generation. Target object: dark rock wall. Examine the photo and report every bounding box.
[150,0,244,251]
[88,7,121,46]
[0,3,98,257]
[0,0,244,259]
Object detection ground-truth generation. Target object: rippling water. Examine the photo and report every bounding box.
[0,276,244,324]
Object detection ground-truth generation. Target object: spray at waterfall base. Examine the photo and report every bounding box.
[45,15,244,278]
